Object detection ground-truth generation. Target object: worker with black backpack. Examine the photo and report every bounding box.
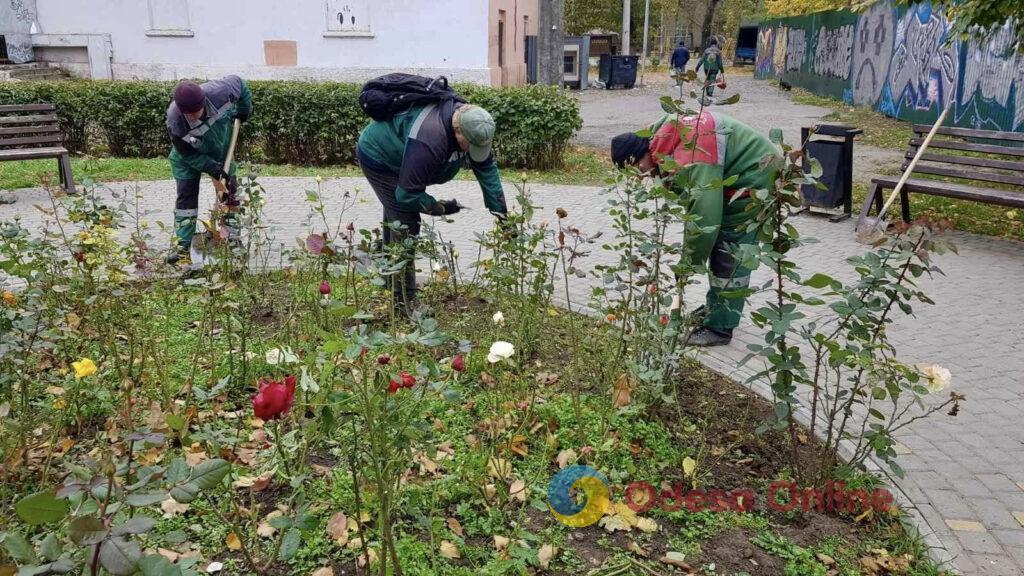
[356,74,509,316]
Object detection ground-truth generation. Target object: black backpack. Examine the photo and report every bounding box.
[359,74,466,121]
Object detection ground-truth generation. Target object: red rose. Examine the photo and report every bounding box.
[319,280,332,295]
[73,251,85,263]
[451,355,465,372]
[659,315,669,326]
[400,372,416,388]
[388,380,400,394]
[252,375,297,420]
[377,354,391,365]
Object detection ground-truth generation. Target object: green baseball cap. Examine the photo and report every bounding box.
[458,106,496,162]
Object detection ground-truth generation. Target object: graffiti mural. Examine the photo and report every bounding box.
[886,5,958,112]
[958,22,1024,131]
[851,2,895,106]
[786,28,807,72]
[754,0,1024,133]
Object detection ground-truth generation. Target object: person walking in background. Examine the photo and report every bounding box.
[670,41,690,84]
[609,110,780,346]
[695,38,725,99]
[165,75,252,265]
[357,101,508,316]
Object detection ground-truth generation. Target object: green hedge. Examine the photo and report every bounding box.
[0,80,582,170]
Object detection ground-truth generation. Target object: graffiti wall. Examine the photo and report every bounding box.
[755,1,1024,133]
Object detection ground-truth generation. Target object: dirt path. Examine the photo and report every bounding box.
[573,72,902,183]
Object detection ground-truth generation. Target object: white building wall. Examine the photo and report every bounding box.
[30,0,492,84]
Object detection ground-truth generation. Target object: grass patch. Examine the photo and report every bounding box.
[790,88,913,151]
[0,148,616,191]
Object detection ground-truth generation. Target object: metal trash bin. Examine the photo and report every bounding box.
[598,54,639,89]
[800,124,862,222]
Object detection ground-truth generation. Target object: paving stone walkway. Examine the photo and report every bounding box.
[2,176,1023,574]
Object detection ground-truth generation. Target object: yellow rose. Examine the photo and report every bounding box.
[72,358,98,379]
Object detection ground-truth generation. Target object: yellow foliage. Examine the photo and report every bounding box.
[764,0,856,18]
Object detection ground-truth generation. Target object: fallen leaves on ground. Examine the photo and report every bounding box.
[225,532,242,551]
[555,449,577,469]
[440,541,460,559]
[659,551,694,572]
[326,511,349,546]
[538,544,556,568]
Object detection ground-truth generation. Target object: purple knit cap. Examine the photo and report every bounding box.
[173,81,205,114]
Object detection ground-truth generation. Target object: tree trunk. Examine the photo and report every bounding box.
[538,0,566,86]
[701,0,721,49]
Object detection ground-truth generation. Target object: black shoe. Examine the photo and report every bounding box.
[688,326,733,347]
[165,246,186,265]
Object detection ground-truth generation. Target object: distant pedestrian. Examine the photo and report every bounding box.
[670,41,690,84]
[696,38,725,98]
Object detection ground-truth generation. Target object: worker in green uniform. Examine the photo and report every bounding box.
[357,101,508,314]
[695,38,725,98]
[610,110,780,346]
[165,76,253,264]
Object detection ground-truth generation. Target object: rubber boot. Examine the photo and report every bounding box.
[168,212,197,265]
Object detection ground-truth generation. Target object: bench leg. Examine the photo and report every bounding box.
[59,154,75,194]
[859,182,883,221]
[900,188,911,222]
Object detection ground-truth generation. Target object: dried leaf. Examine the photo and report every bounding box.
[311,568,334,576]
[487,457,512,480]
[659,552,693,571]
[509,478,528,503]
[160,498,189,518]
[599,514,631,532]
[635,517,659,533]
[555,449,576,469]
[626,540,648,557]
[440,541,460,559]
[326,512,349,545]
[226,532,242,550]
[612,374,632,408]
[493,535,510,552]
[479,371,496,388]
[538,543,556,568]
[251,471,274,492]
[682,456,697,478]
[446,517,464,537]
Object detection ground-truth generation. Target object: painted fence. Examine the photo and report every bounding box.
[755,1,1024,133]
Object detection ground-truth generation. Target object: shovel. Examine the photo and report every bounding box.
[212,118,242,205]
[854,103,951,244]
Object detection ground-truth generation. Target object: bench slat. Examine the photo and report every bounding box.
[905,151,1024,172]
[872,177,1024,208]
[0,124,61,136]
[0,114,61,126]
[0,146,69,161]
[0,134,64,147]
[0,103,56,113]
[910,138,1024,158]
[912,124,1024,143]
[909,163,1024,187]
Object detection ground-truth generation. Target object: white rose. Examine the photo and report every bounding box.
[265,346,299,366]
[492,311,505,325]
[487,341,515,363]
[916,363,951,393]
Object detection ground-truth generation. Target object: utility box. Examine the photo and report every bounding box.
[598,54,639,89]
[800,124,862,222]
[563,36,590,89]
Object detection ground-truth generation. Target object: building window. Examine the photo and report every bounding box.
[325,0,373,37]
[146,0,193,37]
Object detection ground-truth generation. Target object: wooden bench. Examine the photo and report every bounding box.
[860,125,1024,223]
[0,103,75,193]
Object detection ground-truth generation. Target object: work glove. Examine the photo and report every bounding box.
[428,199,462,217]
[207,162,228,181]
[234,111,250,124]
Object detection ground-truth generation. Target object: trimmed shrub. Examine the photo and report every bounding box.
[0,80,582,170]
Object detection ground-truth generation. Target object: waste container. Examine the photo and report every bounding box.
[599,54,639,89]
[800,124,862,222]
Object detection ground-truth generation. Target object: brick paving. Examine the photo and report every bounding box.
[2,175,1023,574]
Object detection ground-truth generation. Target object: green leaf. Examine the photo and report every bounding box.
[278,528,301,561]
[99,537,142,576]
[138,554,183,576]
[802,273,835,289]
[112,516,157,536]
[39,533,62,562]
[69,515,109,546]
[15,491,68,525]
[190,459,230,489]
[3,532,36,563]
[125,491,168,507]
[165,414,185,431]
